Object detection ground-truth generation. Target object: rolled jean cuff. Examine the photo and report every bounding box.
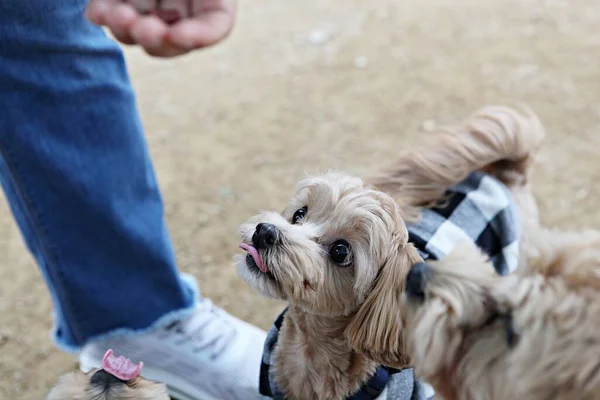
[54,274,200,353]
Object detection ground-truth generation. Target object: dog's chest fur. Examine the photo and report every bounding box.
[273,308,378,400]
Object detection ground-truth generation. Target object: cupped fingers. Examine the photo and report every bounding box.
[85,0,120,26]
[104,3,140,45]
[157,0,190,24]
[129,15,185,57]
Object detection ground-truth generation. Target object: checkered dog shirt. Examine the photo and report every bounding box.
[259,171,520,399]
[408,170,520,274]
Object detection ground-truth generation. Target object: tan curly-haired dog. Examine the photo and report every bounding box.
[47,350,169,400]
[236,106,545,399]
[401,229,600,400]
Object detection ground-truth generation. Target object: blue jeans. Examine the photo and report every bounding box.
[0,0,196,351]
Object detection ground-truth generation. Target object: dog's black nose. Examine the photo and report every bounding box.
[406,262,429,299]
[90,369,127,388]
[253,223,279,249]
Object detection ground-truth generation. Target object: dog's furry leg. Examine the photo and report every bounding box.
[523,228,600,289]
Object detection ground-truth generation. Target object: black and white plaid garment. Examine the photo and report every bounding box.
[407,170,520,275]
[259,171,520,400]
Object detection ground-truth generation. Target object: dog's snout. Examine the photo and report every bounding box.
[253,223,279,249]
[406,262,429,299]
[90,369,127,388]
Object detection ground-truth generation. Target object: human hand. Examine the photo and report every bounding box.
[86,0,237,57]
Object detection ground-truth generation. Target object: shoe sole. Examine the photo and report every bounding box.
[79,355,220,400]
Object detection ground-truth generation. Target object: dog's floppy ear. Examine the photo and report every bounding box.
[346,241,422,368]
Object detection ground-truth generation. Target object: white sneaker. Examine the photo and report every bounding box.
[79,299,266,400]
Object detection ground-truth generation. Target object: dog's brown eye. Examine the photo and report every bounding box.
[292,206,307,224]
[329,240,351,266]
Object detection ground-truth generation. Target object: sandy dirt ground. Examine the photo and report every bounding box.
[1,0,599,398]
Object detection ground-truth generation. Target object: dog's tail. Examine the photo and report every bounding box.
[368,105,546,218]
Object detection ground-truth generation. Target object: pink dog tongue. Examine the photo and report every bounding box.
[101,349,143,381]
[239,243,268,273]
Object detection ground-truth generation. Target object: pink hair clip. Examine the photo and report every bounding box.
[101,349,144,381]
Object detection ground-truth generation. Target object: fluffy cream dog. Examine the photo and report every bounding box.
[236,106,545,399]
[401,229,600,400]
[47,350,169,400]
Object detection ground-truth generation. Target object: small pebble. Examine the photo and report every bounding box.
[197,214,210,225]
[252,155,276,166]
[206,204,222,215]
[422,120,436,132]
[201,255,213,265]
[575,188,588,200]
[307,29,329,45]
[219,187,233,198]
[12,371,26,382]
[353,56,369,68]
[514,64,539,79]
[38,348,51,357]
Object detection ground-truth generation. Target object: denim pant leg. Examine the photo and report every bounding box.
[0,0,196,351]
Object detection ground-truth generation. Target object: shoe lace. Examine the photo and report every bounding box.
[163,300,238,360]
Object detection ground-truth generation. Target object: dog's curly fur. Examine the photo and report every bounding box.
[47,368,169,400]
[236,106,545,399]
[401,229,600,400]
